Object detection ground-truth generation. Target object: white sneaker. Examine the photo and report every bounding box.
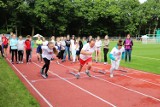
[110,74,114,78]
[56,61,60,64]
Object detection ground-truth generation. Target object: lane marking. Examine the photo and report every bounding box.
[33,62,117,107]
[58,63,160,102]
[6,59,53,107]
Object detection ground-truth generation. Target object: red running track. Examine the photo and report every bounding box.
[6,52,160,107]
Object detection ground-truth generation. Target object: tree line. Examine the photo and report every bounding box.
[0,0,160,37]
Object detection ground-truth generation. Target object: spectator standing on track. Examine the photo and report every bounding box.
[123,34,133,62]
[25,35,32,64]
[29,36,34,62]
[75,39,96,79]
[87,35,92,43]
[17,36,24,63]
[103,35,110,64]
[60,37,66,61]
[0,34,4,57]
[51,36,55,46]
[2,34,9,58]
[95,36,102,63]
[40,42,58,79]
[76,39,83,61]
[36,36,43,63]
[70,35,76,63]
[10,34,18,64]
[109,40,125,78]
[63,35,71,62]
[82,37,87,45]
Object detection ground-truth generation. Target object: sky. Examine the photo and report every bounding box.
[139,0,147,4]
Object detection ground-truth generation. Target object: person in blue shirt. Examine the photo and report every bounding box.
[10,34,18,64]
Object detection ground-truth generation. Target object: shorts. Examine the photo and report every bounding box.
[3,44,8,49]
[36,45,42,54]
[79,57,92,66]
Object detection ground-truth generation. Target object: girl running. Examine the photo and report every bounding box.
[17,36,24,63]
[40,42,58,78]
[109,40,125,78]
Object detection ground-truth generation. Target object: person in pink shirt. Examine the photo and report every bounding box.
[123,34,133,62]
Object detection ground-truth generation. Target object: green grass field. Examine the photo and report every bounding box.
[0,58,39,107]
[97,41,160,74]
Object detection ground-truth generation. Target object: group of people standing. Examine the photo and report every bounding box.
[0,32,133,78]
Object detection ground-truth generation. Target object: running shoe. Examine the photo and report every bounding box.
[85,71,91,77]
[75,74,80,79]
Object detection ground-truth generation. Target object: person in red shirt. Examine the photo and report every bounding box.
[2,34,8,57]
[25,35,31,64]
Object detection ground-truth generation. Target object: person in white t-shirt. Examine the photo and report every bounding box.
[40,42,58,79]
[42,37,48,46]
[17,36,24,63]
[109,40,125,78]
[70,35,76,63]
[95,36,102,62]
[75,39,96,79]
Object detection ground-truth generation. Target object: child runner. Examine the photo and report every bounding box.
[75,39,96,79]
[40,42,58,78]
[17,36,24,63]
[109,40,125,78]
[25,35,31,64]
[36,36,43,63]
[10,34,18,64]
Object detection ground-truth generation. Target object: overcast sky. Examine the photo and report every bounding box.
[139,0,147,3]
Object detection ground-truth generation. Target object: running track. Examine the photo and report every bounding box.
[6,52,160,107]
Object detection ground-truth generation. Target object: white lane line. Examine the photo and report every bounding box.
[92,66,160,87]
[6,59,53,107]
[59,63,160,102]
[132,55,160,61]
[31,75,105,83]
[33,62,116,107]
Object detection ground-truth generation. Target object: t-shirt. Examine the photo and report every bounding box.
[25,39,31,50]
[95,40,102,48]
[110,46,125,61]
[10,38,18,50]
[36,40,43,45]
[65,39,71,47]
[43,41,48,46]
[2,36,8,45]
[17,40,24,50]
[42,46,54,60]
[80,43,95,61]
[60,40,66,50]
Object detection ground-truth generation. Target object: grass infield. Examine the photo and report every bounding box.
[94,41,160,74]
[0,58,39,107]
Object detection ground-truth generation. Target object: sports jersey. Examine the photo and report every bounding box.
[109,46,125,61]
[80,43,95,61]
[42,46,54,60]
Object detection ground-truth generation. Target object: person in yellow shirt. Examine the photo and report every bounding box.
[36,36,43,63]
